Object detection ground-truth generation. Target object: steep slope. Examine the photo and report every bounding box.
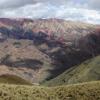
[0,81,99,100]
[44,55,100,86]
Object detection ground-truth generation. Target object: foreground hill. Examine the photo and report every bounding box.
[0,18,100,83]
[44,55,100,86]
[0,81,99,100]
[0,74,32,85]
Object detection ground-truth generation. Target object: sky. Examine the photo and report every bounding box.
[0,0,100,24]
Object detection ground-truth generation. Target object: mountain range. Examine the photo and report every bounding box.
[0,18,100,84]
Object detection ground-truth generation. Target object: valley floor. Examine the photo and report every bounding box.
[0,81,99,100]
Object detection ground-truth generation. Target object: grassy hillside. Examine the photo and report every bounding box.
[0,81,99,100]
[0,74,32,85]
[44,55,100,86]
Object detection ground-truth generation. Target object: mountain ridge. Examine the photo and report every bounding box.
[0,18,99,83]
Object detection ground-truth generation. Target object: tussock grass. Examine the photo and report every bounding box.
[0,81,99,100]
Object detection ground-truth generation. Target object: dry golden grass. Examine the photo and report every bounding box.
[0,81,99,100]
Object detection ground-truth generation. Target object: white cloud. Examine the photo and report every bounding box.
[1,3,100,24]
[87,0,100,10]
[0,0,100,24]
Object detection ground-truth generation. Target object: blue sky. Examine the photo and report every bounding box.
[0,0,100,24]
